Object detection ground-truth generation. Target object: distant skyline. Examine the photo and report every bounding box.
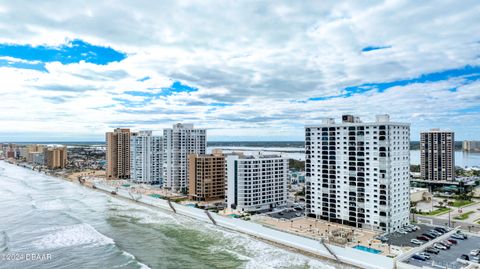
[0,1,479,141]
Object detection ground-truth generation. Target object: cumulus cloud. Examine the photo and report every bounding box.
[0,0,479,141]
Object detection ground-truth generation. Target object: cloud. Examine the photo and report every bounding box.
[0,1,479,141]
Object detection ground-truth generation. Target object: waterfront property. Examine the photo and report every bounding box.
[44,146,68,169]
[226,153,288,212]
[106,128,133,179]
[130,131,163,185]
[188,149,225,201]
[163,123,206,193]
[305,114,411,233]
[420,129,455,181]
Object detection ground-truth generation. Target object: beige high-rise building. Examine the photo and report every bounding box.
[26,144,45,163]
[44,147,67,169]
[420,129,455,181]
[106,128,133,179]
[188,149,225,201]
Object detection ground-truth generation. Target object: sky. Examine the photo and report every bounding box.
[0,1,479,142]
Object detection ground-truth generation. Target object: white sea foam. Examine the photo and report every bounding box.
[208,226,338,269]
[32,223,114,250]
[34,199,69,211]
[121,251,152,269]
[109,201,179,225]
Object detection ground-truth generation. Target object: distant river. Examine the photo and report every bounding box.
[0,161,336,269]
[208,147,480,168]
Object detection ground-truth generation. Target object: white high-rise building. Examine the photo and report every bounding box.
[130,131,163,185]
[305,115,410,233]
[163,123,206,192]
[226,154,288,212]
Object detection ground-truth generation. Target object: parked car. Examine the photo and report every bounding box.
[426,232,438,238]
[411,239,422,245]
[434,227,448,233]
[441,241,453,247]
[452,234,466,240]
[422,233,435,239]
[430,230,443,236]
[425,247,440,254]
[404,227,413,232]
[398,229,408,235]
[434,243,447,250]
[417,236,430,241]
[412,254,426,261]
[471,249,480,256]
[418,252,431,260]
[447,238,458,244]
[438,242,451,249]
[410,225,420,231]
[461,254,470,261]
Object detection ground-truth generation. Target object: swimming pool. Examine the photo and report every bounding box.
[353,245,382,254]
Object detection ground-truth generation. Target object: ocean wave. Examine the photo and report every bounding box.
[32,223,114,250]
[208,226,337,269]
[33,199,70,211]
[121,251,152,269]
[0,231,9,252]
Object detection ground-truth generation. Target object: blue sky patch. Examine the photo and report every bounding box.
[209,102,231,107]
[137,76,151,82]
[309,65,480,101]
[0,59,47,72]
[118,81,199,107]
[361,45,391,52]
[0,39,126,67]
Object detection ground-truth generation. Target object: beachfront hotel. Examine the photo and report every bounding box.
[305,115,410,232]
[44,146,68,169]
[106,128,133,179]
[188,149,225,201]
[130,131,163,185]
[226,153,288,212]
[420,129,455,181]
[163,123,206,193]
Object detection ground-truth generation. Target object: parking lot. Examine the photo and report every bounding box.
[387,224,434,247]
[268,208,304,220]
[402,232,480,268]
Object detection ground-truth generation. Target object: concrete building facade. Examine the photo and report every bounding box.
[106,128,133,179]
[130,131,163,185]
[463,140,480,152]
[188,149,225,201]
[44,147,67,169]
[420,129,455,181]
[163,123,206,193]
[226,154,288,212]
[305,115,410,232]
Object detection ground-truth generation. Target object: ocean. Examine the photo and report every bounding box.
[0,161,337,269]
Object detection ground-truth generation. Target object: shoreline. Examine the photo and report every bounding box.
[2,160,393,269]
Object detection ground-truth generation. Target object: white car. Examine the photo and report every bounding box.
[434,243,447,250]
[411,239,422,245]
[471,249,480,256]
[398,229,408,234]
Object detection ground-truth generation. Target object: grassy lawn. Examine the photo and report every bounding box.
[418,207,452,216]
[451,200,475,207]
[454,211,475,220]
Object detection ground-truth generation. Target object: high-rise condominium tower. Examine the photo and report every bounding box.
[106,128,133,179]
[163,123,206,192]
[188,149,225,201]
[44,146,67,169]
[420,129,455,181]
[305,115,410,232]
[226,153,288,212]
[130,131,163,185]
